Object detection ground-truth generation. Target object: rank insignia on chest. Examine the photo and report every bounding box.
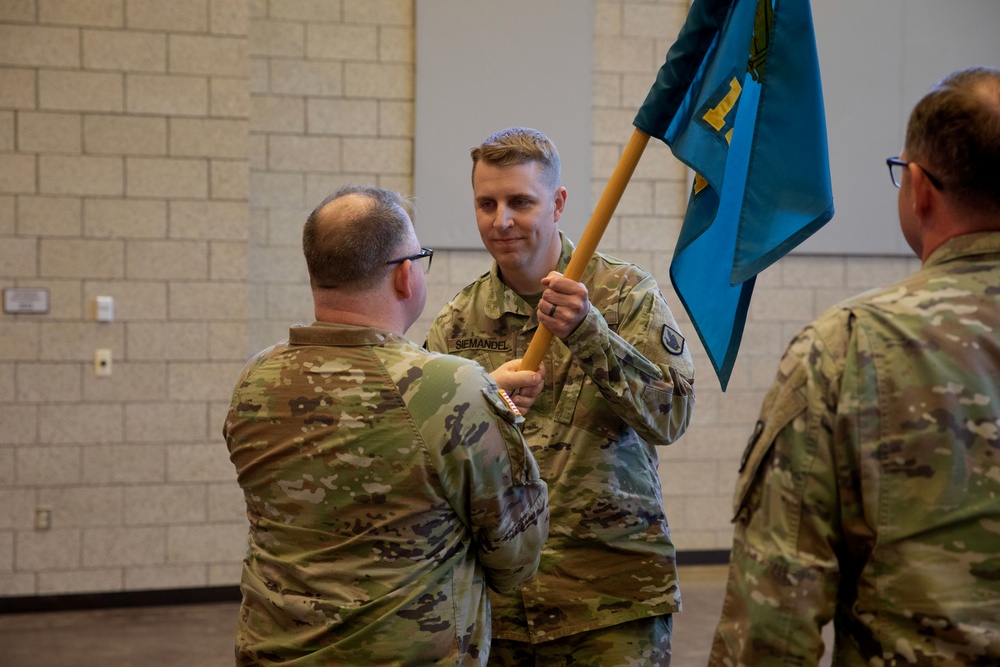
[661,325,685,355]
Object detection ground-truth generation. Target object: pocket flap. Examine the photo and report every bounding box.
[732,363,808,521]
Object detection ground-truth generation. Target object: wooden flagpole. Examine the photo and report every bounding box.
[519,128,652,372]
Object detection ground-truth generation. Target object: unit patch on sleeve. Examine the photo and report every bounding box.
[661,325,685,356]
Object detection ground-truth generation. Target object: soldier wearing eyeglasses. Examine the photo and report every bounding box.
[224,185,549,666]
[711,67,1000,666]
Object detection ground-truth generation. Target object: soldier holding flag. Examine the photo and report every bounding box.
[426,127,695,665]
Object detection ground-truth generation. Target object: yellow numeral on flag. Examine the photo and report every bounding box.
[702,77,743,132]
[694,172,708,195]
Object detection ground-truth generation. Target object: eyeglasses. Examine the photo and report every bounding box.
[886,157,944,190]
[386,247,433,274]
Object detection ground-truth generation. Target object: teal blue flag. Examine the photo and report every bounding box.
[633,0,834,390]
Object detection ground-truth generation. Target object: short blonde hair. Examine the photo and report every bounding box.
[471,127,561,190]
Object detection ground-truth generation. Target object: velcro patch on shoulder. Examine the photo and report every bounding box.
[661,324,685,355]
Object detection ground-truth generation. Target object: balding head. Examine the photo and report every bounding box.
[905,67,1000,219]
[303,185,416,291]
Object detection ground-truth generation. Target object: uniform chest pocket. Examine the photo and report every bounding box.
[472,351,498,373]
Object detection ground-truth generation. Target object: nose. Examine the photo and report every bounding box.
[493,204,514,230]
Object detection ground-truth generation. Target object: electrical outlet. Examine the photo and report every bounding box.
[35,507,52,531]
[95,348,112,376]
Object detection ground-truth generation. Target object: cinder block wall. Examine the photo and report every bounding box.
[247,0,415,352]
[0,0,252,597]
[1,0,917,599]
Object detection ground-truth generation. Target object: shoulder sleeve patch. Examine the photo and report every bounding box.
[661,324,685,355]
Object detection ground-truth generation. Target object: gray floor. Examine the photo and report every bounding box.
[0,566,831,666]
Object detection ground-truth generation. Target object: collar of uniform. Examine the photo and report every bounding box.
[923,230,1000,269]
[288,321,404,347]
[484,232,576,319]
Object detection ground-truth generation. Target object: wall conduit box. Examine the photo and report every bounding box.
[96,295,114,322]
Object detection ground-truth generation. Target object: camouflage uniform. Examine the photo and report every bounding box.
[425,233,696,648]
[488,615,672,666]
[711,232,1000,666]
[224,322,549,666]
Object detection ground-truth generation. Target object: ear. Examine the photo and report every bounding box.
[552,186,567,222]
[391,260,413,300]
[908,162,935,219]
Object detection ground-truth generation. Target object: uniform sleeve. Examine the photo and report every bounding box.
[471,383,551,593]
[563,271,695,445]
[709,314,855,666]
[415,357,549,594]
[423,308,449,354]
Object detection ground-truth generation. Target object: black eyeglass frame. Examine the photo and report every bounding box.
[886,157,944,190]
[386,247,434,274]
